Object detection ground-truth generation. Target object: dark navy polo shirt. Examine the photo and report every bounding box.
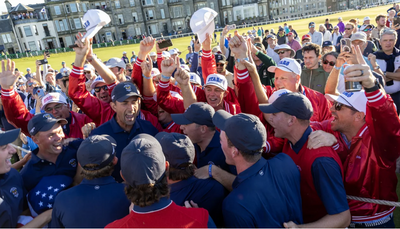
[20,139,82,192]
[170,176,227,227]
[50,176,130,228]
[291,126,349,215]
[222,154,303,228]
[0,169,26,228]
[90,115,158,182]
[194,131,236,174]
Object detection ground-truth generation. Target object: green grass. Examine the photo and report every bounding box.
[14,4,393,73]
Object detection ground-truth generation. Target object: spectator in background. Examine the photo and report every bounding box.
[257,27,262,37]
[25,68,32,79]
[265,35,280,64]
[359,16,373,31]
[287,32,302,52]
[270,28,276,36]
[364,24,381,50]
[60,61,70,75]
[335,22,355,51]
[349,18,359,33]
[294,34,312,61]
[288,25,298,40]
[308,22,323,47]
[262,30,270,49]
[274,44,295,60]
[319,24,332,42]
[121,51,129,64]
[321,51,338,73]
[337,17,345,33]
[277,28,287,45]
[387,10,396,28]
[324,18,333,32]
[322,41,335,55]
[150,52,158,68]
[332,26,341,46]
[284,23,290,34]
[186,46,194,64]
[372,14,388,40]
[130,51,137,63]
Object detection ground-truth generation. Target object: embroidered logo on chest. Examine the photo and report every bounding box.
[10,187,19,198]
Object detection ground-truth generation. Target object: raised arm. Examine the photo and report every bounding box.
[324,52,346,95]
[201,33,217,81]
[219,26,229,55]
[141,55,156,97]
[86,40,117,85]
[175,64,197,109]
[34,60,44,87]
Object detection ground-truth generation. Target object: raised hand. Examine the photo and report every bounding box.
[141,55,152,79]
[0,59,18,90]
[174,66,190,86]
[194,39,201,53]
[202,33,213,51]
[140,36,156,55]
[229,35,248,59]
[343,45,375,89]
[73,32,90,57]
[222,25,229,37]
[161,56,178,78]
[81,122,96,139]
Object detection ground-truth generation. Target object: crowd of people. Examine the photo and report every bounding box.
[1,5,400,228]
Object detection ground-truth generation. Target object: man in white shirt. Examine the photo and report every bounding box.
[265,35,280,64]
[308,22,323,47]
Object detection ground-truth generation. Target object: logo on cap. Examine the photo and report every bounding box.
[43,114,51,119]
[208,76,223,83]
[279,60,291,66]
[30,127,36,134]
[124,84,131,92]
[69,159,77,168]
[10,187,19,198]
[343,91,354,97]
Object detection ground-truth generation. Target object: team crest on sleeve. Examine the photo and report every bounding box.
[10,187,19,198]
[69,159,77,167]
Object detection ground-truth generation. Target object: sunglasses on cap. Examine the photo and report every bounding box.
[333,101,358,112]
[277,50,287,54]
[94,85,108,93]
[323,60,336,66]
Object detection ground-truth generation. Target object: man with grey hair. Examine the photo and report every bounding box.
[372,29,400,113]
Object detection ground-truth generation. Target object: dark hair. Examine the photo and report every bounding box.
[124,174,169,207]
[81,161,115,180]
[302,43,321,57]
[226,136,262,163]
[265,29,269,33]
[168,163,197,181]
[322,51,339,62]
[325,18,329,21]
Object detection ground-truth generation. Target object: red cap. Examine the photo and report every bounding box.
[302,34,311,40]
[287,32,293,36]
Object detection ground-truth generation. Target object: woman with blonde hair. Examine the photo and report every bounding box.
[319,24,331,42]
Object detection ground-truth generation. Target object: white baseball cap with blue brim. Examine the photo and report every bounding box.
[190,7,218,43]
[268,58,302,76]
[204,74,227,91]
[81,9,111,40]
[325,90,367,114]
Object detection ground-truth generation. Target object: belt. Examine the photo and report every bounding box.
[349,213,393,228]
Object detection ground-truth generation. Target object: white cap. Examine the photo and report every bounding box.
[81,10,111,41]
[123,51,127,54]
[274,44,295,57]
[325,90,367,114]
[189,73,202,85]
[181,64,190,72]
[338,17,342,20]
[269,89,291,103]
[190,7,218,43]
[150,68,160,78]
[105,57,126,69]
[268,58,302,76]
[150,52,157,57]
[162,51,171,58]
[364,16,371,21]
[41,93,68,110]
[169,49,178,55]
[204,74,227,91]
[90,76,106,90]
[350,32,367,42]
[83,64,94,71]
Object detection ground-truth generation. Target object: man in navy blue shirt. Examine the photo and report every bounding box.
[260,92,350,227]
[212,110,303,228]
[0,128,52,227]
[156,132,227,227]
[20,113,83,192]
[90,82,158,182]
[51,134,130,227]
[172,102,233,173]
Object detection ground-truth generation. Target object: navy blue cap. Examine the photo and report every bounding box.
[171,102,215,127]
[309,22,315,27]
[121,134,166,187]
[27,113,68,136]
[77,135,117,170]
[111,82,142,102]
[155,132,194,168]
[0,129,20,146]
[322,41,333,47]
[55,73,63,81]
[213,111,266,154]
[215,54,226,64]
[259,92,313,120]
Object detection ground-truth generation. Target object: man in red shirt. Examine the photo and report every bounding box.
[106,134,215,228]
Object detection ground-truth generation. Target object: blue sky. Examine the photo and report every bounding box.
[1,0,45,14]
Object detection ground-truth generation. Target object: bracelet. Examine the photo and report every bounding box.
[208,164,213,178]
[237,57,249,63]
[333,65,341,70]
[364,80,381,92]
[142,74,151,80]
[87,54,97,62]
[161,74,171,80]
[174,80,178,86]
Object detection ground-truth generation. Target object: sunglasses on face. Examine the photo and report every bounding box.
[127,69,133,72]
[94,85,108,93]
[333,101,358,112]
[28,82,36,87]
[323,60,336,66]
[309,26,315,28]
[84,71,91,74]
[216,63,224,67]
[345,28,352,30]
[45,103,64,113]
[277,50,287,54]
[363,28,372,32]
